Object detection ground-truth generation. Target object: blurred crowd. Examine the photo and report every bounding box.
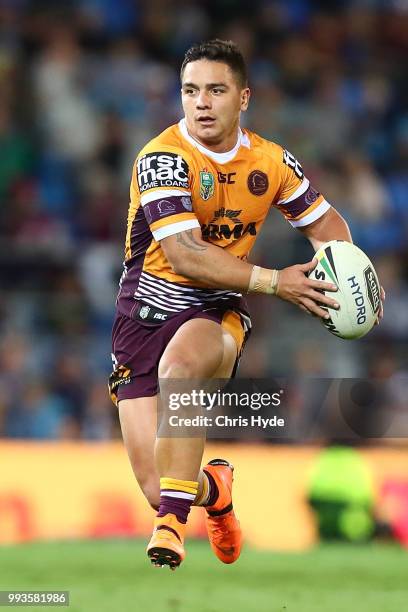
[0,0,407,441]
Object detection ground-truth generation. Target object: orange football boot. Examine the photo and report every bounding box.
[146,513,186,570]
[203,459,242,564]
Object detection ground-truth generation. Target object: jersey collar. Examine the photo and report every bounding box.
[178,118,250,164]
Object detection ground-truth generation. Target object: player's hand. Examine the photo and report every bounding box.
[374,286,385,325]
[276,258,339,319]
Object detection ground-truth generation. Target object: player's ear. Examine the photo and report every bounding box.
[240,88,250,111]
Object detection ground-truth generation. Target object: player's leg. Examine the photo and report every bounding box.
[110,312,162,508]
[118,396,160,510]
[147,317,237,569]
[113,310,244,567]
[118,396,210,512]
[116,316,233,511]
[199,311,244,564]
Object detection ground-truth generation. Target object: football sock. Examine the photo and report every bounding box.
[158,477,198,524]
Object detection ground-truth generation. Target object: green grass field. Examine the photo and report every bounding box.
[0,540,407,612]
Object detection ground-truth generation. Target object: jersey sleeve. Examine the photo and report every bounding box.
[131,147,200,241]
[273,147,331,227]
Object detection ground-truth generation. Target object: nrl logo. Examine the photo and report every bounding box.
[139,305,150,319]
[199,170,215,201]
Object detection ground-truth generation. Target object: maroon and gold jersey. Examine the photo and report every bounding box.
[117,119,331,317]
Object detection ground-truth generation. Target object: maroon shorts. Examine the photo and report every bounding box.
[109,299,251,405]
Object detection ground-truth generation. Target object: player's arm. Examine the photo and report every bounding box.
[161,228,252,290]
[298,206,352,250]
[161,228,339,319]
[274,207,352,317]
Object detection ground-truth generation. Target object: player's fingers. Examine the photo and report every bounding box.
[307,289,340,310]
[307,279,338,292]
[375,301,384,325]
[374,287,385,325]
[299,258,317,273]
[301,297,331,320]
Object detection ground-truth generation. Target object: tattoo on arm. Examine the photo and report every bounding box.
[176,230,208,252]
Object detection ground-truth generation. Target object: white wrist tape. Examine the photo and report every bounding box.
[248,265,280,295]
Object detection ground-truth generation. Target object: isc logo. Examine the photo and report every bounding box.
[137,152,189,192]
[217,172,236,184]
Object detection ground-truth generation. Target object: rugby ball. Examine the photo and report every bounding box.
[310,241,381,340]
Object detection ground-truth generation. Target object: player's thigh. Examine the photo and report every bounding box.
[118,396,160,508]
[158,317,237,379]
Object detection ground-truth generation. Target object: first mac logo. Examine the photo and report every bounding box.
[137,152,189,192]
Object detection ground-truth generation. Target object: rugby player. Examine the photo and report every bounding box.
[109,40,384,570]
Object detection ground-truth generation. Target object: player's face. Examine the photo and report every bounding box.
[181,59,250,152]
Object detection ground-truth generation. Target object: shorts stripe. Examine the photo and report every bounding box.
[138,277,200,303]
[133,296,181,312]
[141,270,238,295]
[135,271,241,312]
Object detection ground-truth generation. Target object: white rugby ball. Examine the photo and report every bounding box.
[310,240,381,340]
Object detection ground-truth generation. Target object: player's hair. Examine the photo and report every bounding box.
[180,39,248,88]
